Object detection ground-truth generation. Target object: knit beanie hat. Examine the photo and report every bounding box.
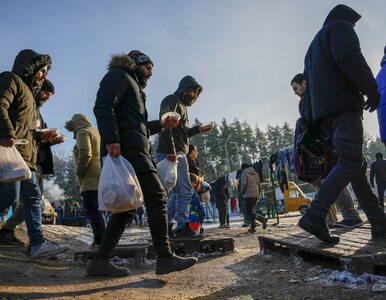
[41,79,55,94]
[128,50,153,66]
[241,163,250,169]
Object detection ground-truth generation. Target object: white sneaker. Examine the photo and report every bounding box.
[31,241,69,259]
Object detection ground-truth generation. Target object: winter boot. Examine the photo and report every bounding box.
[256,215,268,229]
[156,253,198,275]
[87,258,130,276]
[298,212,339,244]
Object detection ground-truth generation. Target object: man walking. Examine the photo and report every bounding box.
[291,73,364,228]
[89,50,197,276]
[65,113,105,249]
[157,76,212,239]
[370,152,386,210]
[298,5,386,243]
[0,49,68,257]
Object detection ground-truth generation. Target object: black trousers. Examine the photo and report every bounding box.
[244,197,258,229]
[216,199,227,225]
[377,182,386,210]
[97,171,171,259]
[81,191,106,244]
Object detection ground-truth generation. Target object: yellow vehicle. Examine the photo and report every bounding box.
[258,181,312,215]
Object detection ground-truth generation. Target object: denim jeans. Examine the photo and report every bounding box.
[0,172,45,247]
[308,111,385,224]
[157,152,192,231]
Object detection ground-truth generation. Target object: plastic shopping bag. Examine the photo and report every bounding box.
[156,158,178,192]
[200,181,212,203]
[0,146,31,182]
[98,155,143,213]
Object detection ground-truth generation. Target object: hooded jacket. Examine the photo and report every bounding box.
[304,5,378,123]
[157,76,202,155]
[240,166,260,199]
[93,54,162,173]
[0,49,52,170]
[376,47,386,142]
[67,114,101,192]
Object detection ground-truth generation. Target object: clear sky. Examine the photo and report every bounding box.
[1,0,385,155]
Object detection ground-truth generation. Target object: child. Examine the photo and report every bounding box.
[188,174,207,235]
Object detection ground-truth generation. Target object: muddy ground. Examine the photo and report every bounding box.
[1,214,386,300]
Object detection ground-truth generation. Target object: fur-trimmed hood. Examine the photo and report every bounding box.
[11,49,52,87]
[107,53,137,71]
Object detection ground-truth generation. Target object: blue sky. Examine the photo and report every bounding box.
[1,0,385,155]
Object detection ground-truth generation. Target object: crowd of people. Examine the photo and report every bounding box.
[0,3,386,278]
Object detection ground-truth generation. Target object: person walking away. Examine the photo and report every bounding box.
[65,113,106,249]
[88,50,197,276]
[370,152,386,210]
[298,5,386,243]
[240,163,267,233]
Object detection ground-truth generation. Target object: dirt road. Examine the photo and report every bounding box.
[1,215,386,299]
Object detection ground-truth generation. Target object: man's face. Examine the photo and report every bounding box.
[184,88,200,106]
[137,63,153,89]
[291,80,306,98]
[32,66,48,88]
[37,90,53,107]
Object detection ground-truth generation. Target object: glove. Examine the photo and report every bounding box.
[364,91,380,113]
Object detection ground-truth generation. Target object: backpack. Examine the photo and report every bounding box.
[293,117,336,183]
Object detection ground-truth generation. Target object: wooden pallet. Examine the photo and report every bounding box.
[171,238,235,256]
[258,224,386,275]
[74,243,148,262]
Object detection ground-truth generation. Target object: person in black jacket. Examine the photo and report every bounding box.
[88,50,197,276]
[370,152,386,209]
[298,5,386,243]
[157,76,212,239]
[187,144,200,177]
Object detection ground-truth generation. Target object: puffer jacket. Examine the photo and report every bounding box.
[157,76,201,155]
[67,114,101,192]
[376,48,386,142]
[304,5,378,123]
[0,49,52,170]
[240,167,260,199]
[94,54,162,173]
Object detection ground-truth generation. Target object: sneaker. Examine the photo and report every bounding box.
[0,228,25,246]
[248,228,256,234]
[87,258,130,276]
[30,241,69,259]
[218,224,228,229]
[241,223,249,228]
[333,219,364,229]
[156,253,198,275]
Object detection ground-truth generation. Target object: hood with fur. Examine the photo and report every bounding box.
[11,49,52,87]
[323,4,361,27]
[107,53,137,71]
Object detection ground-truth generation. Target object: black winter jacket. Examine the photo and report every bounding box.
[157,76,201,155]
[304,5,378,123]
[370,158,386,185]
[93,54,162,173]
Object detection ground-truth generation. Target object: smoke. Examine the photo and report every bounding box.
[43,178,65,202]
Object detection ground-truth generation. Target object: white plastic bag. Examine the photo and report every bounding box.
[0,146,31,182]
[98,155,143,213]
[200,181,212,203]
[156,158,178,192]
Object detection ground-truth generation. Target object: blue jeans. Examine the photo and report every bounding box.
[308,111,385,223]
[0,172,45,246]
[157,152,192,230]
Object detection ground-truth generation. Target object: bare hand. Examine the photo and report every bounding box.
[0,137,15,147]
[106,143,121,157]
[41,129,59,141]
[161,116,179,129]
[50,136,65,145]
[167,154,177,162]
[199,124,213,133]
